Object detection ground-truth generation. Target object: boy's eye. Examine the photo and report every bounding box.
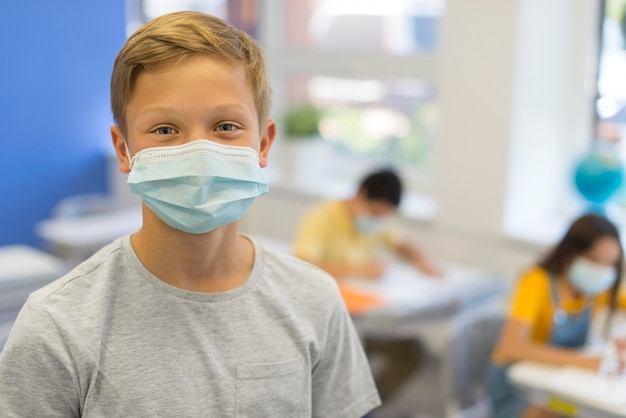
[155,126,176,135]
[215,123,237,132]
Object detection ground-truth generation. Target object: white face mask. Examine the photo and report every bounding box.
[126,139,268,234]
[567,257,617,296]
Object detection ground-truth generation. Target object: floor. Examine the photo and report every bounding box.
[368,348,492,418]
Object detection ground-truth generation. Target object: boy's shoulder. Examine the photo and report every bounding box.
[252,236,342,299]
[28,236,129,307]
[261,245,337,286]
[304,199,344,217]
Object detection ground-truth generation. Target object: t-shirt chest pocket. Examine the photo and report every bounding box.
[235,357,306,418]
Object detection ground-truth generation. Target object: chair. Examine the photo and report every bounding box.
[440,300,505,418]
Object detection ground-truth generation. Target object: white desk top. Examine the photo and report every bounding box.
[0,245,66,286]
[341,261,505,317]
[253,233,504,308]
[252,233,506,318]
[252,233,507,356]
[509,362,626,417]
[35,207,142,248]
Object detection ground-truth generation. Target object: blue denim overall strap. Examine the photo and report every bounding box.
[548,273,591,348]
[487,272,592,418]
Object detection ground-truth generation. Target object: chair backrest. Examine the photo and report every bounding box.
[450,303,505,409]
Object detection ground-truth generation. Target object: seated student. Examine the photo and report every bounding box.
[293,168,441,279]
[487,213,626,418]
[0,11,381,417]
[292,168,440,408]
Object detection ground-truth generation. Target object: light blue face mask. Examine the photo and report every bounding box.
[354,216,383,235]
[127,139,268,234]
[567,257,617,296]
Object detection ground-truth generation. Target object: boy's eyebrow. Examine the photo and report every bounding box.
[210,104,252,116]
[137,104,252,117]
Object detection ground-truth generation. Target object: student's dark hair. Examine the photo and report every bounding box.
[539,213,623,333]
[359,169,403,207]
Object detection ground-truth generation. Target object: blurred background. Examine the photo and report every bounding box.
[2,1,626,416]
[4,0,626,277]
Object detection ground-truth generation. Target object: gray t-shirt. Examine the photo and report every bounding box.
[0,234,380,417]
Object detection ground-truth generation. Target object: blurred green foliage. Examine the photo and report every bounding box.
[282,102,321,139]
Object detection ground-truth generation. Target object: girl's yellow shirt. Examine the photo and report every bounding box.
[492,266,626,365]
[504,266,625,343]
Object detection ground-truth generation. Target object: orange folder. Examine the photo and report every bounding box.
[337,283,386,315]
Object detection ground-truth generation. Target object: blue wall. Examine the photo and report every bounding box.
[0,1,126,247]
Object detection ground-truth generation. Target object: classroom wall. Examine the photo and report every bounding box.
[0,0,126,247]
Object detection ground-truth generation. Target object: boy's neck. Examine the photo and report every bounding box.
[130,206,255,292]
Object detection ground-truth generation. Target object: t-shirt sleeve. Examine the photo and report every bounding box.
[311,290,381,418]
[509,269,549,325]
[0,299,79,417]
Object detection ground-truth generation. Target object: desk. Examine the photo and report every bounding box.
[35,206,142,266]
[336,260,507,418]
[253,233,506,336]
[340,261,506,329]
[0,245,67,350]
[509,362,626,417]
[253,233,507,417]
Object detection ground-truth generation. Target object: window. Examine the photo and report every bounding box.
[595,0,626,227]
[283,0,441,54]
[125,0,445,211]
[264,0,445,206]
[126,0,258,38]
[285,75,437,167]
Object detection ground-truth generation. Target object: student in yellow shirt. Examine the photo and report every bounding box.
[292,168,440,408]
[487,213,625,418]
[293,168,441,279]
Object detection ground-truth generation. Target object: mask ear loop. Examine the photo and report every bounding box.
[124,140,136,170]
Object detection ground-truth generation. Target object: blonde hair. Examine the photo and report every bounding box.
[110,11,271,132]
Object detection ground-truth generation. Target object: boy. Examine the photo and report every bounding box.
[0,11,380,417]
[293,169,440,406]
[293,169,441,279]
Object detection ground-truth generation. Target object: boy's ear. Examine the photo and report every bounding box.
[111,125,131,173]
[258,119,276,168]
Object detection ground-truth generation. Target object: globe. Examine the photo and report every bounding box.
[574,149,624,205]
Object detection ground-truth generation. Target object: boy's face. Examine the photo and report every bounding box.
[111,53,275,173]
[354,191,395,220]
